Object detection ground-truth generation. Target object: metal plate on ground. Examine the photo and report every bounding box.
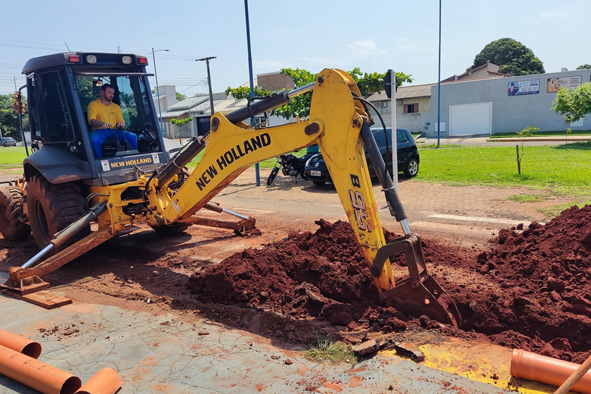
[2,289,72,309]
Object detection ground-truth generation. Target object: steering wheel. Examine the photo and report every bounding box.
[135,123,159,151]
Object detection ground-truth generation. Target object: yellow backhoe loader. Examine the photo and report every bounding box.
[0,52,460,327]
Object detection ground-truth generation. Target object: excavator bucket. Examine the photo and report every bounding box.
[371,235,461,327]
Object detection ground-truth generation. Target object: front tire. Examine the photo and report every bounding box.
[312,181,326,186]
[27,175,89,250]
[404,157,419,177]
[0,186,30,240]
[267,167,280,186]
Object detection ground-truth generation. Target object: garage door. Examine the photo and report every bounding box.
[449,102,492,136]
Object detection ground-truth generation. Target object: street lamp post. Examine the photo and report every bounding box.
[149,48,169,135]
[196,57,217,116]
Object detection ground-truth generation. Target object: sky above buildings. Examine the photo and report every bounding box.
[1,0,589,97]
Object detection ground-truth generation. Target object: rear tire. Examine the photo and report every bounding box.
[267,167,280,186]
[27,175,89,250]
[0,186,30,240]
[404,157,419,177]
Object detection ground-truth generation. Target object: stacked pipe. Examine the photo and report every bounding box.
[0,329,122,394]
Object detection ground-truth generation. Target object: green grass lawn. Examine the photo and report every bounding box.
[3,143,591,192]
[418,142,591,188]
[0,147,28,169]
[490,129,591,138]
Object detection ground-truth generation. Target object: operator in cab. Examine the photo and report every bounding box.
[87,84,138,159]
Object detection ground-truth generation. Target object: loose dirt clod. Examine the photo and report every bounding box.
[189,207,591,362]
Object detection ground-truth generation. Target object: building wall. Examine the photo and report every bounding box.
[369,97,431,133]
[395,97,432,115]
[425,69,591,137]
[257,72,295,91]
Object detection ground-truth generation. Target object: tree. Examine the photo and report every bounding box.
[0,93,28,138]
[171,117,193,140]
[552,83,591,124]
[176,92,186,101]
[470,38,545,76]
[225,68,412,120]
[576,64,591,70]
[516,126,538,175]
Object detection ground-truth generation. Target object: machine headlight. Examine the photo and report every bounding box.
[86,55,97,64]
[122,56,133,64]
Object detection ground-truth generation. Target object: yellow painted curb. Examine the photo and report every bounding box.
[380,338,575,394]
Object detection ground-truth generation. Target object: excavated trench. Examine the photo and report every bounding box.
[188,206,591,363]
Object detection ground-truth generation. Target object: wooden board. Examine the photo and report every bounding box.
[2,290,72,309]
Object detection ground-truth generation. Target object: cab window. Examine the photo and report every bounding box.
[35,70,77,143]
[75,75,152,131]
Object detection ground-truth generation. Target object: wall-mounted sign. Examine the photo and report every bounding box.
[508,80,540,96]
[547,76,582,93]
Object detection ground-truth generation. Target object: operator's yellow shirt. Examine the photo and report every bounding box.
[87,99,124,130]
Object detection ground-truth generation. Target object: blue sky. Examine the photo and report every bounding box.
[1,0,590,97]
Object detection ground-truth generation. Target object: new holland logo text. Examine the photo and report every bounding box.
[196,133,271,191]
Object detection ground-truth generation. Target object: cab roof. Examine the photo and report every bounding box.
[22,52,148,75]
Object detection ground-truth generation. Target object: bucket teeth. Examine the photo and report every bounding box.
[373,234,461,327]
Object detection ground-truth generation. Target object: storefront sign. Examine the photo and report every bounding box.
[508,80,539,96]
[547,76,582,93]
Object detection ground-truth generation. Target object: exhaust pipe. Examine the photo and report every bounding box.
[0,344,81,394]
[0,329,41,358]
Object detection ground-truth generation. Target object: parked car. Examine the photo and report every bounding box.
[304,127,420,186]
[0,137,17,147]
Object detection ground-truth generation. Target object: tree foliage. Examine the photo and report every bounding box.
[171,117,193,128]
[576,64,591,70]
[225,68,412,120]
[552,83,591,124]
[470,38,545,76]
[0,93,28,137]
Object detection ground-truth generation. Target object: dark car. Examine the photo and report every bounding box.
[0,137,17,147]
[304,127,420,186]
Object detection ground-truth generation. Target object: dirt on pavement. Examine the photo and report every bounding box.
[1,171,588,362]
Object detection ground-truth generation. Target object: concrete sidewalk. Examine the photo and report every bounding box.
[0,294,510,394]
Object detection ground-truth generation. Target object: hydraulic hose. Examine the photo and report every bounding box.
[360,121,408,227]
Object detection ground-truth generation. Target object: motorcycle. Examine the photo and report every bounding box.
[267,152,315,186]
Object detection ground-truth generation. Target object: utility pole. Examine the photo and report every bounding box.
[150,48,170,135]
[436,0,442,148]
[195,57,217,116]
[244,0,260,186]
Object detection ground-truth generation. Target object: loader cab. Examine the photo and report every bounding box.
[23,52,168,186]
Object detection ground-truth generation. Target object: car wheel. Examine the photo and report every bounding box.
[404,157,419,177]
[312,181,326,186]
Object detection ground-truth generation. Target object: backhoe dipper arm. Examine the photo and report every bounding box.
[144,69,460,326]
[144,69,396,292]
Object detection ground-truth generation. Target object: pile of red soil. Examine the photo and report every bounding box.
[444,205,591,362]
[189,219,380,319]
[189,206,591,362]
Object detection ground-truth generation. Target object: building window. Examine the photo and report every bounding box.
[404,103,419,113]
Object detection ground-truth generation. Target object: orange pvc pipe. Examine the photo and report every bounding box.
[0,328,42,358]
[511,349,591,393]
[0,344,81,394]
[75,368,122,394]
